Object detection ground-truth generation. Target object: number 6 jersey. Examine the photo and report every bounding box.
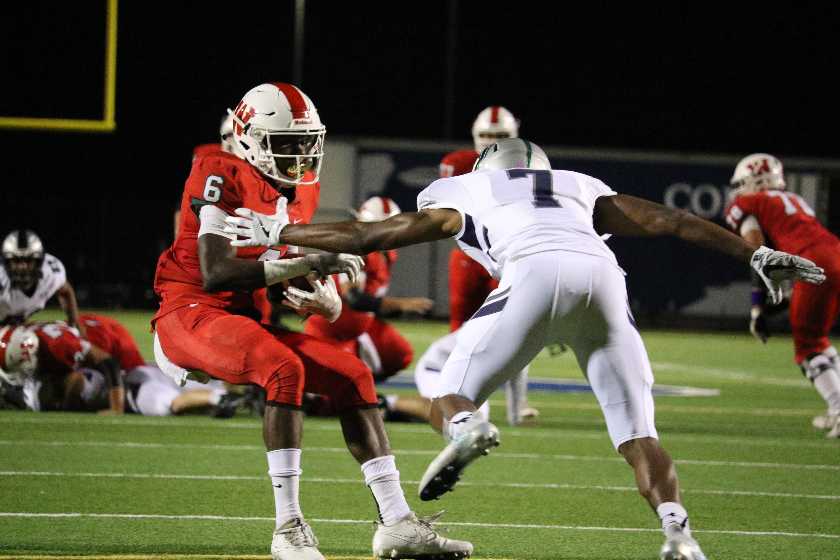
[152,149,320,323]
[417,168,620,278]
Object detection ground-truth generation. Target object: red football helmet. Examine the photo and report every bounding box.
[230,83,326,186]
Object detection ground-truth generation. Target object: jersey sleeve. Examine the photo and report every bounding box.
[417,178,468,240]
[362,251,390,297]
[580,176,617,209]
[40,254,67,298]
[725,194,759,232]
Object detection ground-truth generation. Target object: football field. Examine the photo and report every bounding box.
[1,311,838,559]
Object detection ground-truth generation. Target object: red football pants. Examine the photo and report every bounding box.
[305,315,412,379]
[789,242,840,363]
[155,305,377,409]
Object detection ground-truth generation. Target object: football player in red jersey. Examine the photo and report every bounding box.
[0,322,123,413]
[304,197,433,383]
[725,153,840,437]
[152,83,471,560]
[438,108,537,425]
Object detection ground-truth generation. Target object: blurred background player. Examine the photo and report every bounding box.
[154,82,470,560]
[725,153,840,438]
[438,107,538,425]
[304,196,433,384]
[1,230,84,331]
[78,313,229,417]
[1,321,123,414]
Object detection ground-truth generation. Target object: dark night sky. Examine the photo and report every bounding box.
[1,1,838,306]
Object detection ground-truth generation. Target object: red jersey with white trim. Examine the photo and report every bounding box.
[439,149,478,178]
[79,313,146,371]
[724,190,839,254]
[192,143,222,159]
[153,152,320,323]
[32,322,90,378]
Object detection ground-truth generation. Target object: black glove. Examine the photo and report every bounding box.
[749,306,770,344]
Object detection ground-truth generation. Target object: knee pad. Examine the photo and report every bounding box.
[801,354,836,381]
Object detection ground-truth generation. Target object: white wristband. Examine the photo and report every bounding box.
[263,258,311,286]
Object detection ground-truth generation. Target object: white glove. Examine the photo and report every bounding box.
[304,253,365,285]
[223,198,290,247]
[750,246,826,305]
[283,275,343,323]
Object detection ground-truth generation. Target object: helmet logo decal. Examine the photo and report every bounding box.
[233,101,256,135]
[748,158,771,176]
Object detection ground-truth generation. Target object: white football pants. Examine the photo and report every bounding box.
[436,250,658,449]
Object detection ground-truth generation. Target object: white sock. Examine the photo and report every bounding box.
[361,455,411,526]
[267,449,302,528]
[446,411,475,441]
[657,502,691,536]
[813,368,840,413]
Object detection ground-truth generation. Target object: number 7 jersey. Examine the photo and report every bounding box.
[417,168,620,278]
[724,190,839,254]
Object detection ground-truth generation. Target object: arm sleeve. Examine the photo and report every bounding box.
[198,205,236,239]
[725,195,757,232]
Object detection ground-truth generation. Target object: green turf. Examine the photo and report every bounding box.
[1,309,838,559]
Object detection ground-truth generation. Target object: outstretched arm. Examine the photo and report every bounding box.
[594,194,756,264]
[275,209,462,254]
[594,194,824,304]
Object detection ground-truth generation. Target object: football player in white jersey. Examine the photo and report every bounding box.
[0,230,83,330]
[225,138,825,560]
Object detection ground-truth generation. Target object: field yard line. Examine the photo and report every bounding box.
[1,512,838,540]
[3,439,838,471]
[6,414,836,447]
[4,415,838,451]
[650,362,810,388]
[3,470,838,501]
[497,399,818,418]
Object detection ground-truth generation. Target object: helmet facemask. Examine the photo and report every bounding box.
[2,230,44,291]
[3,256,42,290]
[230,83,327,187]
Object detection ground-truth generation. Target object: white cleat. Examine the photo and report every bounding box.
[271,518,325,560]
[812,412,836,430]
[418,420,499,501]
[372,511,473,559]
[519,407,540,422]
[826,415,840,439]
[660,525,707,560]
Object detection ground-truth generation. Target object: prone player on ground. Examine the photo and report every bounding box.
[226,138,824,560]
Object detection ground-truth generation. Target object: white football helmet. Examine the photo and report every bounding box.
[473,138,551,172]
[2,230,45,290]
[355,196,401,222]
[229,83,326,186]
[472,106,519,152]
[0,325,40,385]
[219,113,237,155]
[731,153,786,194]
